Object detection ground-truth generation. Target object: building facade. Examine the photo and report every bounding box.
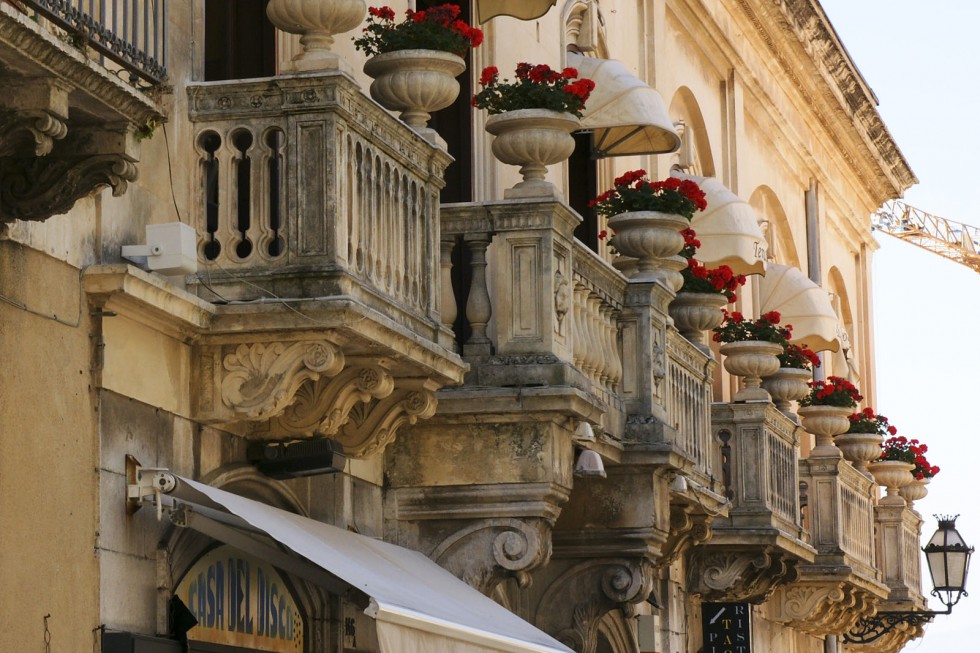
[0,1,927,652]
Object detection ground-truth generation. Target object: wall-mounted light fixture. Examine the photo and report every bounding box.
[845,515,973,644]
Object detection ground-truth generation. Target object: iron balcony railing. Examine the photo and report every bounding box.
[19,0,167,86]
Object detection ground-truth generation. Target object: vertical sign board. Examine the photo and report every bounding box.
[175,545,305,652]
[701,602,751,653]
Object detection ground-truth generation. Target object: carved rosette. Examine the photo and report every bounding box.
[771,582,880,636]
[534,558,656,653]
[220,341,345,420]
[432,518,554,594]
[686,548,799,604]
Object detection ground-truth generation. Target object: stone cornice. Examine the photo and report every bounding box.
[737,0,916,201]
[83,264,215,342]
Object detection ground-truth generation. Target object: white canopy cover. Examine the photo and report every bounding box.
[476,0,556,23]
[568,53,680,158]
[758,263,841,353]
[174,477,573,653]
[671,171,768,277]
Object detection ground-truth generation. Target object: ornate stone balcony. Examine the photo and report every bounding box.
[0,1,164,222]
[685,402,816,603]
[768,451,890,638]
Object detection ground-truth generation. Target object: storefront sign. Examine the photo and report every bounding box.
[176,545,304,652]
[701,602,751,653]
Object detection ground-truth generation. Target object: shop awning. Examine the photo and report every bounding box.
[151,475,573,653]
[758,263,840,353]
[671,171,767,276]
[568,53,679,158]
[476,0,556,22]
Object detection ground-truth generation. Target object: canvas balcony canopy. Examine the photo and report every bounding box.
[671,171,768,277]
[476,0,556,22]
[759,263,841,353]
[568,52,680,158]
[153,475,573,653]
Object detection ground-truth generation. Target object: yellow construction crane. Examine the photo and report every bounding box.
[872,200,980,274]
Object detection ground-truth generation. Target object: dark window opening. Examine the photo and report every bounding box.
[421,0,473,203]
[205,0,277,81]
[569,131,599,251]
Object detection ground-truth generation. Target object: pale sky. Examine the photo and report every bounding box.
[818,1,980,649]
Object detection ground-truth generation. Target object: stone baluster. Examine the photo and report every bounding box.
[464,234,493,357]
[440,237,458,331]
[571,283,587,369]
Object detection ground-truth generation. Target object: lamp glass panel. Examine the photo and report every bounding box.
[926,549,948,588]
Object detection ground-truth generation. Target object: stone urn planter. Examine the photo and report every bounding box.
[485,109,580,200]
[719,340,783,402]
[797,404,851,458]
[761,367,811,414]
[668,292,728,352]
[867,460,915,506]
[607,210,689,290]
[899,477,930,506]
[267,0,366,71]
[364,49,466,132]
[835,432,884,473]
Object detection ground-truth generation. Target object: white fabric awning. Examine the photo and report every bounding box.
[671,171,767,276]
[758,263,840,353]
[164,476,573,653]
[568,53,679,158]
[476,0,556,22]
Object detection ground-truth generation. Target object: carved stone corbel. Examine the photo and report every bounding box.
[533,558,655,653]
[269,364,395,436]
[0,124,139,222]
[334,379,438,457]
[852,621,925,653]
[430,518,554,594]
[658,503,713,567]
[686,547,799,604]
[771,582,880,636]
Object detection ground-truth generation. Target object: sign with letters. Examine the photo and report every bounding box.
[701,602,751,653]
[176,545,304,652]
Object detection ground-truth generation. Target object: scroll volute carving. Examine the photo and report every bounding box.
[659,503,713,567]
[686,547,799,604]
[534,558,655,653]
[771,583,879,637]
[431,518,554,595]
[270,364,396,436]
[332,379,438,458]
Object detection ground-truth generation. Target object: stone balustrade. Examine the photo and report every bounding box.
[186,72,452,340]
[875,501,926,606]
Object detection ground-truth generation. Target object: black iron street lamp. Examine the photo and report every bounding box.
[845,515,973,644]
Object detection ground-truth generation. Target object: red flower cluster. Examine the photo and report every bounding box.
[846,407,897,435]
[712,310,792,344]
[778,343,821,370]
[590,170,708,221]
[880,436,940,479]
[355,5,483,57]
[472,63,594,117]
[679,228,745,301]
[799,375,862,408]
